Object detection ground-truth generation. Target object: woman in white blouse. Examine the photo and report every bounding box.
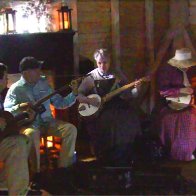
[77,48,141,166]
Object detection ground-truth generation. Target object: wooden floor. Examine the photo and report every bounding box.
[32,158,196,195]
[35,136,196,195]
[0,154,196,195]
[0,132,196,195]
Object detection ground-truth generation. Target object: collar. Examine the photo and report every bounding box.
[19,76,36,87]
[19,76,27,85]
[97,69,114,79]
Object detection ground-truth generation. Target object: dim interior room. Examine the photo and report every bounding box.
[0,0,195,195]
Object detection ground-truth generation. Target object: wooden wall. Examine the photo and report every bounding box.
[75,0,170,80]
[0,0,172,81]
[119,0,146,80]
[77,0,111,61]
[189,0,196,39]
[154,0,169,52]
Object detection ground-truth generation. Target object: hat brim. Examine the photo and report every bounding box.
[168,58,196,68]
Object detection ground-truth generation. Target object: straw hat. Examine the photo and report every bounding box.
[168,48,196,68]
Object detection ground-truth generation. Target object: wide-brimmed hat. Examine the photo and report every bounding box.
[19,56,44,72]
[168,48,196,68]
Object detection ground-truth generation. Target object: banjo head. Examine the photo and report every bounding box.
[166,95,192,110]
[78,94,102,117]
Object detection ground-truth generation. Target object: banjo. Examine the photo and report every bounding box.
[78,76,150,118]
[0,83,73,142]
[15,83,72,125]
[166,94,194,110]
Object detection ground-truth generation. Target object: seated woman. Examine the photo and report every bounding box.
[77,48,141,166]
[154,48,196,161]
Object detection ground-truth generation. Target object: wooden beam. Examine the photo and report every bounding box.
[149,27,175,112]
[183,27,196,56]
[170,0,189,50]
[169,0,189,28]
[145,0,155,66]
[145,0,155,112]
[154,28,176,67]
[189,0,196,6]
[70,0,79,75]
[111,0,120,68]
[111,0,128,82]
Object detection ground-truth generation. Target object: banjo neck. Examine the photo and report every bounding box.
[18,84,71,125]
[102,76,148,103]
[78,75,150,118]
[34,85,69,108]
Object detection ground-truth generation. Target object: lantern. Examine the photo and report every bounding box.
[57,5,72,31]
[0,8,16,34]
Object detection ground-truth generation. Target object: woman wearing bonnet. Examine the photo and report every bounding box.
[154,48,196,161]
[77,48,141,166]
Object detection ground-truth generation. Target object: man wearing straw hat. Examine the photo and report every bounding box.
[154,48,196,161]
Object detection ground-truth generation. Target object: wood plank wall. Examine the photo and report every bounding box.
[75,0,170,80]
[154,0,169,52]
[153,0,170,66]
[189,0,196,38]
[0,0,171,81]
[119,0,146,80]
[77,0,111,61]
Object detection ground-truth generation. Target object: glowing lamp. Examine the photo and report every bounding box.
[46,136,54,148]
[0,8,16,34]
[57,5,72,31]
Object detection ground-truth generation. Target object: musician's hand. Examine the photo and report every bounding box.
[25,109,36,122]
[78,105,86,112]
[18,102,35,122]
[70,80,78,95]
[87,97,100,107]
[18,102,31,110]
[134,79,142,88]
[0,117,7,131]
[180,87,194,95]
[160,90,174,97]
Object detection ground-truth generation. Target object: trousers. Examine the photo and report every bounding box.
[21,119,77,173]
[0,135,29,195]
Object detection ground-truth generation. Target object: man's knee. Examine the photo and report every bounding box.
[23,128,40,139]
[16,135,29,146]
[63,123,77,139]
[9,135,29,156]
[70,124,77,138]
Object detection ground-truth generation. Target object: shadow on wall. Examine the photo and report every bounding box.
[79,55,95,75]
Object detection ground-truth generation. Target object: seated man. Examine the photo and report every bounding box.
[0,63,29,195]
[4,57,77,177]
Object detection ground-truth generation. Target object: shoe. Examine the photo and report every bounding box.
[27,189,42,195]
[30,172,42,190]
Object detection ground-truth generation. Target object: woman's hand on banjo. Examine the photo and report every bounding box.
[78,95,101,113]
[180,87,194,95]
[86,97,100,107]
[77,94,100,107]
